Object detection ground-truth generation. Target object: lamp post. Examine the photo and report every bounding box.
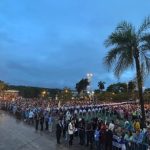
[91,91,95,103]
[86,73,93,97]
[87,73,93,82]
[42,91,46,98]
[86,73,93,100]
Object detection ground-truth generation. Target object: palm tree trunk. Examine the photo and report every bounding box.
[134,52,146,128]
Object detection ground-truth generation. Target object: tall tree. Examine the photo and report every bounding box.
[98,81,105,92]
[76,78,89,94]
[104,16,150,127]
[107,82,127,93]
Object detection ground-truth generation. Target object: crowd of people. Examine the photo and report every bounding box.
[0,98,150,150]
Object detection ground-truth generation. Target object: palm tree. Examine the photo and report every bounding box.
[104,16,150,127]
[98,81,105,92]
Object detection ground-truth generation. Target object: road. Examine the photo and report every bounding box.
[0,110,85,150]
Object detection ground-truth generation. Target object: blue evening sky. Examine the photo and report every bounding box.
[0,0,150,89]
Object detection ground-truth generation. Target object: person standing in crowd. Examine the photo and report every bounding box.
[62,118,68,140]
[86,122,94,149]
[144,127,150,146]
[74,118,79,137]
[40,112,44,131]
[105,125,113,150]
[133,119,140,132]
[28,109,34,124]
[100,122,106,150]
[35,112,40,130]
[56,120,62,144]
[94,126,100,150]
[68,120,74,146]
[45,111,49,131]
[79,121,85,145]
[109,120,115,132]
[48,114,53,133]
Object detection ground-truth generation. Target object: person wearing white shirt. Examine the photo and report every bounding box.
[74,109,78,114]
[109,120,115,132]
[79,109,83,114]
[83,109,86,114]
[29,110,34,124]
[48,115,53,132]
[88,108,91,113]
[68,120,74,145]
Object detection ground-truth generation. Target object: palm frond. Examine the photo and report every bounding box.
[105,32,130,47]
[138,16,150,36]
[141,51,150,76]
[104,47,124,68]
[114,50,134,77]
[140,33,150,50]
[116,21,133,32]
[105,22,136,48]
[140,34,150,77]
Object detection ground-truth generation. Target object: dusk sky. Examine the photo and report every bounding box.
[0,0,150,89]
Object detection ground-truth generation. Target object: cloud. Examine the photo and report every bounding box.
[0,0,150,89]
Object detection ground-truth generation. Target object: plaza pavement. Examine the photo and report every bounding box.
[0,110,85,150]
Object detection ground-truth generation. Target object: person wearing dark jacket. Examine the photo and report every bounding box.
[105,128,113,150]
[35,112,40,130]
[56,120,62,144]
[40,113,44,131]
[86,122,94,149]
[44,111,49,130]
[79,122,85,145]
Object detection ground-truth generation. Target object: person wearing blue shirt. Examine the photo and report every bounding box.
[94,127,100,150]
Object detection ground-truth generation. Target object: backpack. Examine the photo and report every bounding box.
[94,130,100,141]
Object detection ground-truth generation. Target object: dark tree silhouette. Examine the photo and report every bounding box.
[76,78,89,94]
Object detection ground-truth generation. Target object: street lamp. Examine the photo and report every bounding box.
[86,73,93,95]
[42,91,46,98]
[87,73,93,82]
[92,91,94,95]
[65,89,68,93]
[43,91,46,95]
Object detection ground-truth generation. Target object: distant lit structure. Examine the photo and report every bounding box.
[86,73,94,99]
[87,73,93,83]
[41,90,49,98]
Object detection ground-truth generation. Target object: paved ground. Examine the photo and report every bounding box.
[0,110,85,150]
